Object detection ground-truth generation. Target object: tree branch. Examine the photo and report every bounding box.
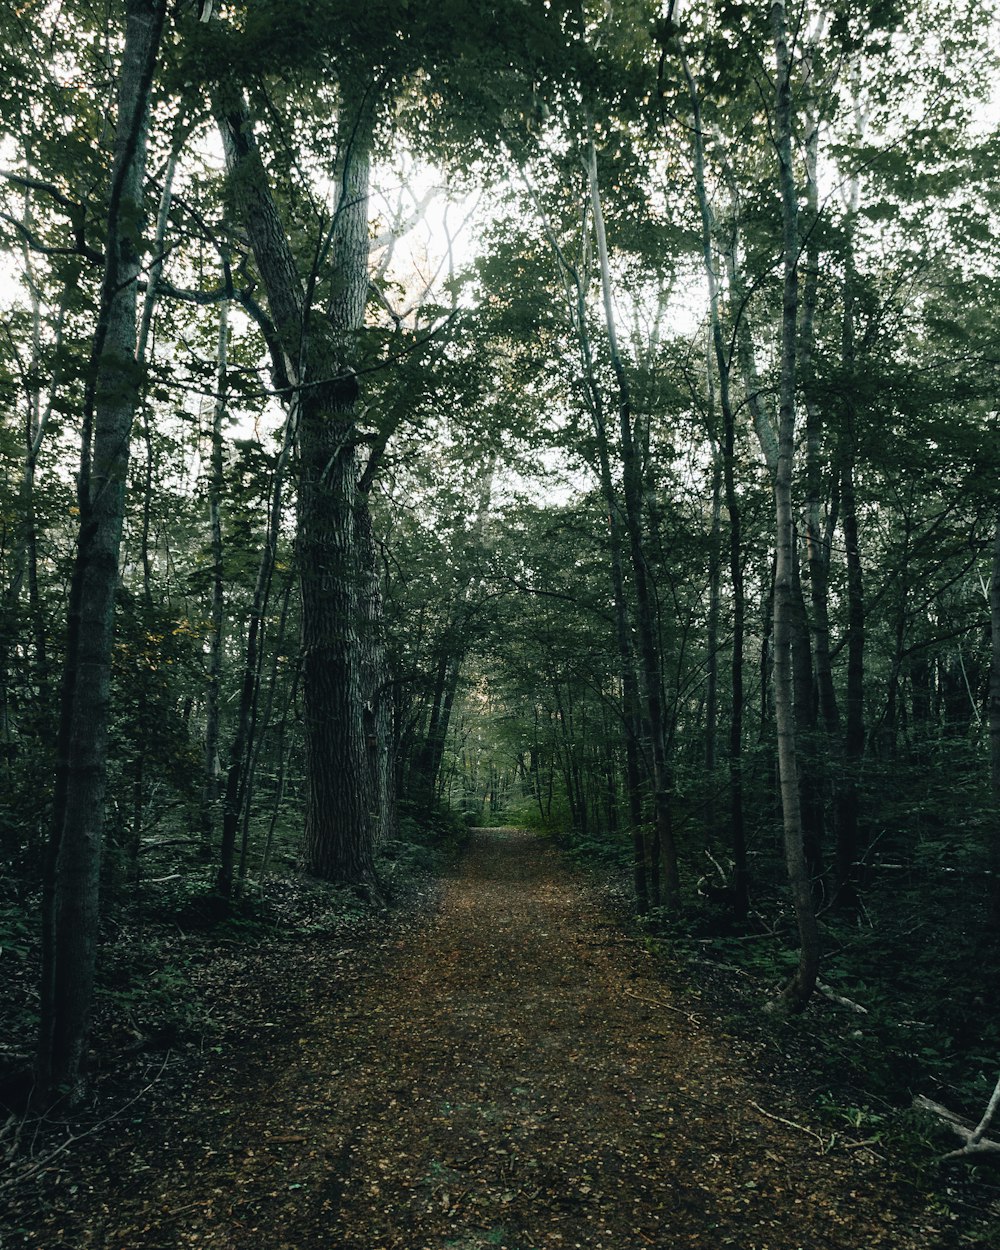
[0,209,103,266]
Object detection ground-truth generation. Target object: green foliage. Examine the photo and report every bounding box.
[392,800,472,871]
[0,14,998,1247]
[564,831,633,871]
[495,784,575,834]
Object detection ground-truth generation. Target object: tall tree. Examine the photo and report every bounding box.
[990,512,1000,930]
[585,129,681,911]
[675,29,749,920]
[765,0,819,1012]
[38,0,168,1102]
[213,67,381,885]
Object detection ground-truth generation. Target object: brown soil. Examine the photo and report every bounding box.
[6,830,959,1249]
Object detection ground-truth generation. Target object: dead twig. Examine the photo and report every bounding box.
[0,1053,172,1197]
[749,1100,830,1151]
[693,957,754,979]
[622,986,700,1025]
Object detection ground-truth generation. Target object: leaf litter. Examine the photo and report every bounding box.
[2,830,965,1249]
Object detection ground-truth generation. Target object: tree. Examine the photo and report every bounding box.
[211,66,381,884]
[989,513,1000,929]
[765,0,820,1013]
[38,0,168,1102]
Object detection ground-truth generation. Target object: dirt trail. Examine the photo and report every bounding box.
[25,831,953,1249]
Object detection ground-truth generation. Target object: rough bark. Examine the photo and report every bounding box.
[217,84,380,886]
[299,99,376,884]
[37,0,166,1103]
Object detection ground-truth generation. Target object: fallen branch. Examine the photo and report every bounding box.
[872,863,996,878]
[816,981,869,1015]
[913,1087,1000,1161]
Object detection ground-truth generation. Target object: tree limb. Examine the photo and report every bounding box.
[0,209,103,266]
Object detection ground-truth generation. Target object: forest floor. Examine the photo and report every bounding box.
[0,829,977,1249]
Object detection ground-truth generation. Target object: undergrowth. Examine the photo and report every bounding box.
[557,812,1000,1246]
[0,813,455,1113]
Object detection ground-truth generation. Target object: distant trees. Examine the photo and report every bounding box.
[439,0,1000,1010]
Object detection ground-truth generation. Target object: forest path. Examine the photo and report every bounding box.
[42,830,948,1249]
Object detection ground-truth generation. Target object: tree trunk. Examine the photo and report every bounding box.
[706,441,722,779]
[790,534,826,899]
[200,299,228,851]
[238,571,294,887]
[586,130,680,911]
[216,82,380,886]
[260,659,301,879]
[837,452,865,909]
[529,171,651,915]
[768,0,819,1013]
[355,491,397,847]
[582,349,650,913]
[830,192,866,907]
[300,98,376,884]
[298,402,373,881]
[798,111,847,905]
[989,513,1000,930]
[409,461,494,813]
[217,411,293,901]
[136,112,186,366]
[37,0,166,1103]
[0,287,67,773]
[411,653,450,806]
[680,51,748,919]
